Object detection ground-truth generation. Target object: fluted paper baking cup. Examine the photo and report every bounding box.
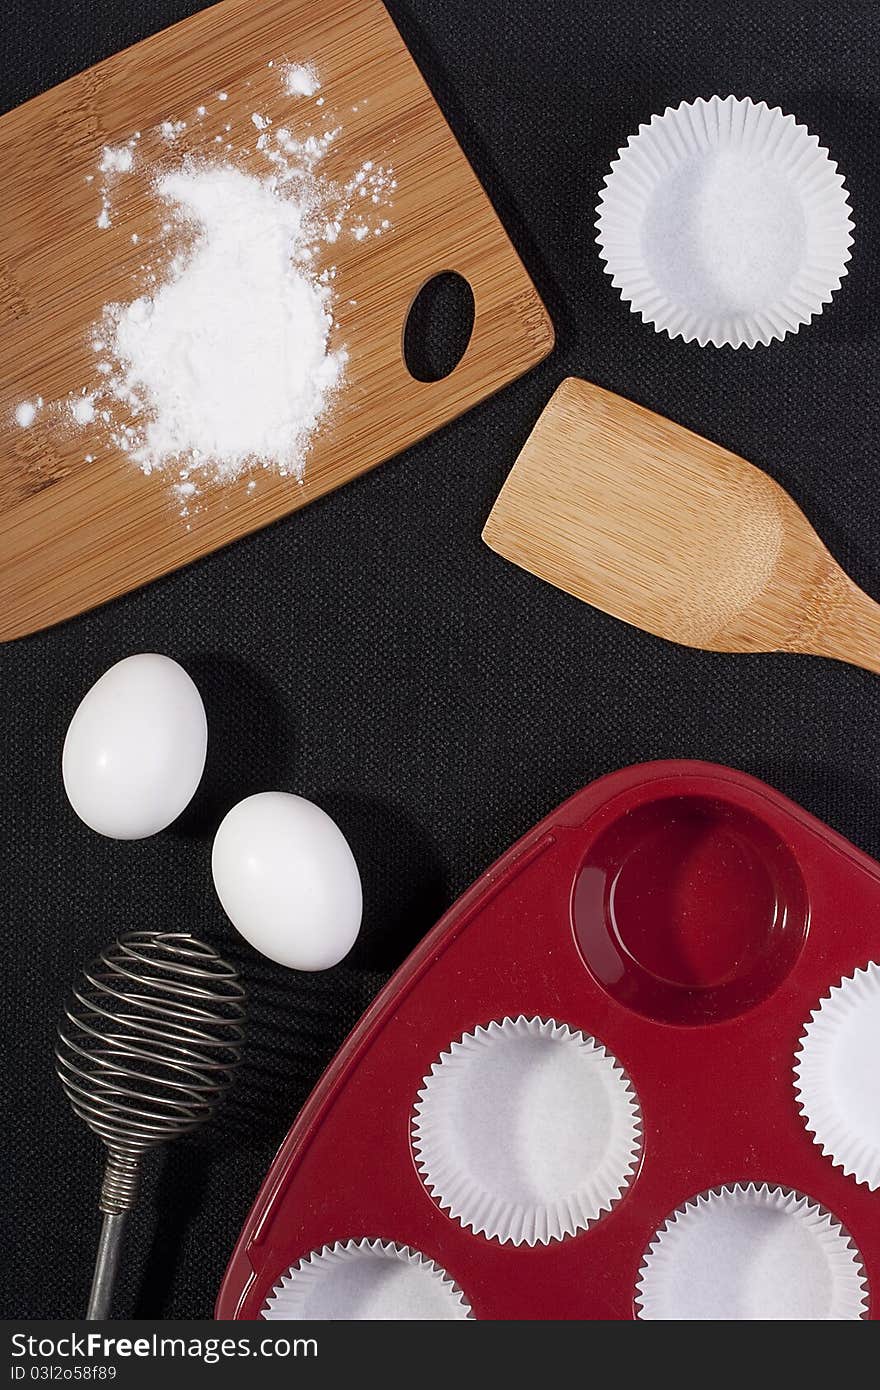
[261,1239,473,1320]
[412,1015,641,1246]
[636,1183,868,1320]
[596,95,853,347]
[794,960,880,1191]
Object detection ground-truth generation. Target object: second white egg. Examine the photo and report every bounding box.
[211,789,361,973]
[211,792,363,971]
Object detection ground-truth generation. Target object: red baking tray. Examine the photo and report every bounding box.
[215,759,879,1319]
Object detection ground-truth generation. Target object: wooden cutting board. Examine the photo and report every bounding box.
[0,0,553,642]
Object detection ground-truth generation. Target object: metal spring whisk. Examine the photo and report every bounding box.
[56,930,246,1319]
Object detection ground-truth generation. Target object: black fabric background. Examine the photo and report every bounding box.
[2,0,879,1320]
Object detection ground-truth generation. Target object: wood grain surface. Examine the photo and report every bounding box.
[0,0,553,641]
[483,377,880,675]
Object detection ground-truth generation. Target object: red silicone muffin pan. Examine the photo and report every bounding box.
[215,759,879,1319]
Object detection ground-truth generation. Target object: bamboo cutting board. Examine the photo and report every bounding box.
[483,378,880,675]
[0,0,553,641]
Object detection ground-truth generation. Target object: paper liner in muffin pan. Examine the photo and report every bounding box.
[261,1239,474,1320]
[412,1015,641,1246]
[596,95,853,347]
[794,961,880,1191]
[636,1183,868,1320]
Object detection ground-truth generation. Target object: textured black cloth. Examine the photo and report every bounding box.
[2,0,879,1320]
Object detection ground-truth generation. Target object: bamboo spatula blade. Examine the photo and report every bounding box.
[483,378,880,675]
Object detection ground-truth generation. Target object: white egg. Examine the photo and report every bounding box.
[62,653,207,839]
[211,792,362,970]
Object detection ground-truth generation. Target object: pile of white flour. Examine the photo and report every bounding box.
[104,163,343,483]
[13,63,394,517]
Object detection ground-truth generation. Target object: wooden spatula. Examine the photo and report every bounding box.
[483,377,880,675]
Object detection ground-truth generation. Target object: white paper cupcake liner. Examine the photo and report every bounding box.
[794,960,880,1191]
[636,1183,868,1320]
[261,1239,474,1320]
[596,95,854,347]
[412,1015,641,1247]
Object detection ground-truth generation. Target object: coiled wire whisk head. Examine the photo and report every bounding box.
[57,930,246,1215]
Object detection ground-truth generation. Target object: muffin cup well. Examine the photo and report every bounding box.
[636,1183,868,1320]
[412,1015,641,1246]
[795,960,880,1191]
[261,1238,474,1320]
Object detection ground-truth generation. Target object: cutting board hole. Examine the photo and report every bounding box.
[404,272,474,382]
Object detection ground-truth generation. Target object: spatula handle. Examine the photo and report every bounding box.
[806,570,880,677]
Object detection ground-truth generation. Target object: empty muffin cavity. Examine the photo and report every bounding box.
[573,794,808,1024]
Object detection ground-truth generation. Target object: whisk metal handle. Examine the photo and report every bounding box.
[85,1150,143,1319]
[87,1210,129,1321]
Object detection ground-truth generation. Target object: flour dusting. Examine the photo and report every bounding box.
[12,65,394,520]
[14,400,39,428]
[68,393,96,425]
[99,146,134,174]
[283,63,320,98]
[102,163,344,484]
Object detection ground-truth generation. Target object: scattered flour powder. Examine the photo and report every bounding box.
[68,393,96,425]
[14,400,41,428]
[104,163,344,482]
[283,63,320,98]
[13,63,394,519]
[99,145,134,174]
